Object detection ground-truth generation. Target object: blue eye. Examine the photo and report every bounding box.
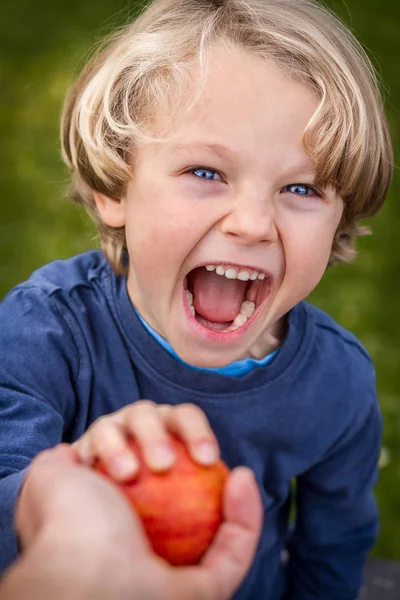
[282,184,319,197]
[192,168,221,181]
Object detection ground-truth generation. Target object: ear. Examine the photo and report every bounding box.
[93,192,126,228]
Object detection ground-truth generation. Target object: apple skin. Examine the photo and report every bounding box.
[94,436,230,566]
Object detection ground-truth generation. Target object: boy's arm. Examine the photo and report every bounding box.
[0,286,79,573]
[286,384,381,600]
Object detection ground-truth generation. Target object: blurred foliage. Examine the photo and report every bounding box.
[0,0,399,557]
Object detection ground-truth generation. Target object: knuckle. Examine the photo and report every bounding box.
[136,420,169,442]
[71,439,93,463]
[156,404,173,417]
[134,400,156,412]
[91,417,112,436]
[176,403,200,416]
[71,439,84,453]
[92,414,111,429]
[90,422,119,447]
[176,403,207,422]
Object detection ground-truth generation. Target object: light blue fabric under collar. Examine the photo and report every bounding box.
[134,308,279,378]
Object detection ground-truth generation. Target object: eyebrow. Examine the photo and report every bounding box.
[171,142,236,161]
[280,165,316,179]
[170,141,316,179]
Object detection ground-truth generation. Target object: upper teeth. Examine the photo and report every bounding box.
[205,265,265,280]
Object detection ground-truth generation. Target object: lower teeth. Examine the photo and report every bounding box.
[185,293,256,331]
[240,301,255,318]
[233,313,247,327]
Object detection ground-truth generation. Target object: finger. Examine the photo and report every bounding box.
[87,419,139,481]
[72,435,97,466]
[172,467,263,600]
[71,408,132,466]
[125,401,176,471]
[160,403,219,466]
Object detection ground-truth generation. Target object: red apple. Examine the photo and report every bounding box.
[94,435,230,565]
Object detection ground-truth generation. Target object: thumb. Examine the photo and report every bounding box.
[170,467,263,600]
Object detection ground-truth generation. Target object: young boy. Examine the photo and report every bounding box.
[0,0,393,599]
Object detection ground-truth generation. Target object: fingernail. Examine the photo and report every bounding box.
[194,442,218,465]
[148,444,175,470]
[112,455,138,478]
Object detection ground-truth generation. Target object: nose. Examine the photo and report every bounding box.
[220,191,278,245]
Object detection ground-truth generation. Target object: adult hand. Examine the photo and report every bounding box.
[2,444,262,600]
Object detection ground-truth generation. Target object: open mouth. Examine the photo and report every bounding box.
[183,263,272,333]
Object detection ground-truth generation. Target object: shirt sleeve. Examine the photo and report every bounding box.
[0,285,79,573]
[286,377,382,600]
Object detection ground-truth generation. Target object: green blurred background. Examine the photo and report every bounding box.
[0,0,399,557]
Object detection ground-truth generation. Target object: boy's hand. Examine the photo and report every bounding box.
[73,401,219,481]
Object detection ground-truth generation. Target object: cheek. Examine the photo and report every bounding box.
[124,189,201,278]
[282,222,337,294]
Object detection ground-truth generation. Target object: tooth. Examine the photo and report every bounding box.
[185,290,193,305]
[225,268,238,279]
[249,272,258,280]
[189,306,195,316]
[237,270,250,281]
[206,265,216,271]
[233,313,248,327]
[258,273,266,280]
[240,301,255,318]
[216,266,225,276]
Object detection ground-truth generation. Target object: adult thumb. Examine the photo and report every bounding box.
[170,466,263,600]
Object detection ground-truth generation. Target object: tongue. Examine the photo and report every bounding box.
[191,268,246,322]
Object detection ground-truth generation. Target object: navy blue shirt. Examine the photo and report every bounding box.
[0,251,381,600]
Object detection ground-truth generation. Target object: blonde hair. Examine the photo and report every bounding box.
[61,0,393,274]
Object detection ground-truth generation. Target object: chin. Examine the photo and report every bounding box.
[175,343,243,369]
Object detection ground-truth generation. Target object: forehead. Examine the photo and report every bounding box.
[149,44,319,171]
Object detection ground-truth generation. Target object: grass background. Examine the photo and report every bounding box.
[0,0,399,558]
